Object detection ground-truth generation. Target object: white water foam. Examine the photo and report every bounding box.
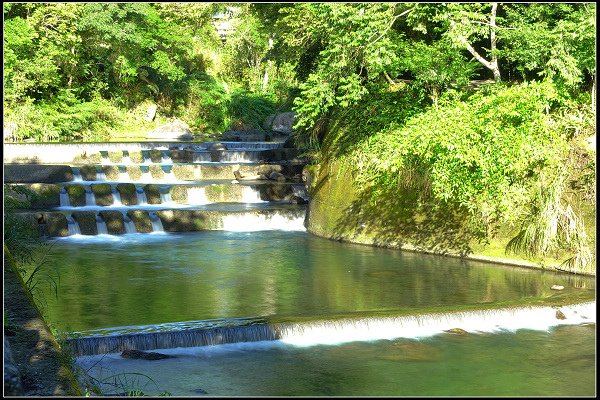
[60,188,70,207]
[187,187,210,205]
[240,186,266,203]
[277,302,597,347]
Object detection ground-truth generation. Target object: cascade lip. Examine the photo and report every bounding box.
[65,300,596,341]
[41,202,307,212]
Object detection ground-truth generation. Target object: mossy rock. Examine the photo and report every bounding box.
[66,185,86,207]
[149,150,163,163]
[99,211,125,234]
[117,183,137,206]
[205,184,241,202]
[127,166,142,181]
[108,151,123,163]
[72,152,102,164]
[28,184,61,208]
[45,212,68,237]
[129,151,145,164]
[149,165,165,180]
[103,166,120,182]
[144,184,162,204]
[170,185,188,203]
[173,165,197,180]
[258,183,292,201]
[128,210,153,233]
[89,184,112,206]
[80,165,98,181]
[72,211,98,235]
[170,149,194,163]
[157,210,221,232]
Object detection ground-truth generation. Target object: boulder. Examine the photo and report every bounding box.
[268,171,286,182]
[264,112,296,135]
[147,119,193,141]
[555,310,567,320]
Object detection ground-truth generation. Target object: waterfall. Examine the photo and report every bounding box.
[136,187,148,205]
[118,169,130,182]
[160,190,173,204]
[59,187,70,207]
[162,167,176,182]
[85,187,96,206]
[111,186,123,206]
[67,216,81,235]
[65,301,596,356]
[96,214,108,235]
[122,213,137,234]
[222,151,261,163]
[240,186,265,203]
[99,151,110,164]
[148,212,164,232]
[221,211,306,231]
[193,152,212,162]
[122,151,132,165]
[71,167,83,182]
[187,187,210,205]
[161,151,173,164]
[292,185,309,201]
[140,170,153,182]
[96,168,107,181]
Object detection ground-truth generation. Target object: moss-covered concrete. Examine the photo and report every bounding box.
[170,149,194,163]
[99,211,126,234]
[149,165,165,180]
[149,149,163,163]
[108,151,123,164]
[129,151,144,164]
[72,152,102,164]
[258,183,293,201]
[12,184,61,208]
[91,183,113,206]
[66,185,86,207]
[45,213,69,237]
[103,166,120,182]
[127,165,142,181]
[117,183,138,205]
[144,184,162,204]
[173,165,199,180]
[170,185,188,203]
[307,158,596,276]
[80,165,98,181]
[128,210,153,233]
[72,211,98,235]
[157,210,222,232]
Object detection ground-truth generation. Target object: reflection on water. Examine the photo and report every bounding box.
[77,324,596,396]
[40,231,595,333]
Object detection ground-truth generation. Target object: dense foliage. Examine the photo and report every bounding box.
[3,2,596,268]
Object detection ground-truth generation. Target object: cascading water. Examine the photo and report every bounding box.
[66,301,596,356]
[186,187,210,205]
[160,190,173,204]
[85,187,96,206]
[67,216,81,235]
[221,210,306,231]
[136,187,148,205]
[96,168,107,181]
[118,167,129,182]
[148,212,164,232]
[122,213,137,234]
[111,186,123,206]
[122,151,133,165]
[71,167,83,182]
[240,186,265,203]
[60,187,70,207]
[161,150,173,164]
[96,214,108,235]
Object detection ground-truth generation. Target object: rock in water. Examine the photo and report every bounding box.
[555,310,567,320]
[551,285,565,290]
[445,328,469,335]
[121,349,175,360]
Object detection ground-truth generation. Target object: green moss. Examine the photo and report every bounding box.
[99,211,125,234]
[80,165,97,181]
[129,151,144,164]
[128,210,153,233]
[103,166,119,182]
[91,183,113,206]
[72,212,97,235]
[126,166,141,181]
[170,185,188,203]
[72,152,101,164]
[170,149,193,163]
[149,165,165,180]
[45,212,69,237]
[173,165,197,180]
[157,210,221,232]
[144,184,161,204]
[116,183,137,205]
[149,150,163,163]
[108,151,123,163]
[66,185,86,207]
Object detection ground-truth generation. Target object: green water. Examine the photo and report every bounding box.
[42,231,595,333]
[78,324,596,396]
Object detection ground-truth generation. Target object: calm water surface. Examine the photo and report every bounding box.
[42,231,595,333]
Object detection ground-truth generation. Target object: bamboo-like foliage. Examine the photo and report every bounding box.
[506,171,593,270]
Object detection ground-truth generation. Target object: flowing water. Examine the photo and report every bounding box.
[11,141,595,397]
